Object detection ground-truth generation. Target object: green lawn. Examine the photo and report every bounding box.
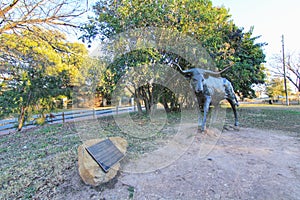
[235,104,300,133]
[0,105,299,199]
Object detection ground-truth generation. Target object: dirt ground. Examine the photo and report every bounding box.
[54,126,300,200]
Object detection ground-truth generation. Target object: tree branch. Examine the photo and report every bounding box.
[286,76,298,90]
[0,0,20,18]
[0,0,85,34]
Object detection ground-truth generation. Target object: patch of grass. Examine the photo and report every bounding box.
[226,104,300,133]
[0,123,80,199]
[0,112,182,199]
[1,106,299,199]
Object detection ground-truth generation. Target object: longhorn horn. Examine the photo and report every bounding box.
[172,62,185,74]
[204,63,234,75]
[171,62,197,75]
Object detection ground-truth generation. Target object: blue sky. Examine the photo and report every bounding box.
[211,0,300,65]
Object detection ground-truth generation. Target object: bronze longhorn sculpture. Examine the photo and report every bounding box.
[174,63,239,131]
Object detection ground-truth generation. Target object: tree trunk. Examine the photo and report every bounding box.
[143,97,150,114]
[17,91,31,131]
[134,97,143,115]
[134,90,143,115]
[162,97,171,113]
[17,106,26,131]
[139,86,151,114]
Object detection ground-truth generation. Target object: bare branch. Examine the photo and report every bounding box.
[271,52,300,91]
[0,0,86,34]
[286,76,298,89]
[0,0,20,18]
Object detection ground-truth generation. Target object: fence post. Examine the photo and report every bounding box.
[93,108,96,119]
[131,98,136,112]
[62,112,65,123]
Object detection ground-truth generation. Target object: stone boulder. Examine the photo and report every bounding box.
[78,137,128,186]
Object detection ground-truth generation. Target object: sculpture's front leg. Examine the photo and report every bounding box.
[200,95,211,131]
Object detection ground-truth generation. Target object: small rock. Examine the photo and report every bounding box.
[78,137,128,186]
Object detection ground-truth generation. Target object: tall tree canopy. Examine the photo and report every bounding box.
[0,0,87,72]
[81,0,267,109]
[0,29,88,130]
[0,0,89,130]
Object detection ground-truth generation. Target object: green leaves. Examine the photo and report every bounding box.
[0,28,88,130]
[80,0,267,104]
[266,77,292,99]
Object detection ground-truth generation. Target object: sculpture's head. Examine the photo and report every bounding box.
[182,68,205,93]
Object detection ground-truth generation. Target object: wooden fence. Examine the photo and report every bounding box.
[0,106,135,133]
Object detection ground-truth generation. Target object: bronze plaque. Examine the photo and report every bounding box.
[85,139,124,173]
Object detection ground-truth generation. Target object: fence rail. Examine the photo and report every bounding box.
[0,106,135,134]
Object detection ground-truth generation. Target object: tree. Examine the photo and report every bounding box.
[271,53,300,92]
[286,54,300,92]
[99,48,164,114]
[0,0,87,73]
[218,27,267,98]
[80,0,267,111]
[0,0,90,130]
[0,0,85,34]
[266,77,292,101]
[0,29,88,131]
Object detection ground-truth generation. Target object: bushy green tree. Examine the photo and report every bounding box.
[0,29,88,130]
[266,77,292,100]
[80,0,266,110]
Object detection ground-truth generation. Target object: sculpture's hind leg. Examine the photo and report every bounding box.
[223,78,239,107]
[227,98,239,127]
